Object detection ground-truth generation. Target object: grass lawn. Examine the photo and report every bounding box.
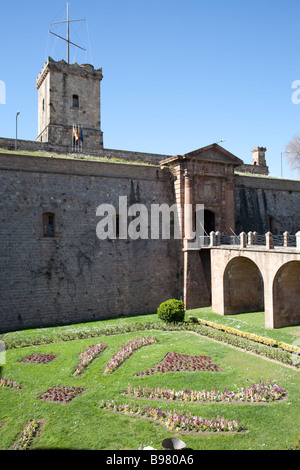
[0,148,157,166]
[187,307,300,345]
[0,308,299,451]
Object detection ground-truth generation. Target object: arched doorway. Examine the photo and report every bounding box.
[223,257,264,315]
[204,210,215,234]
[273,261,300,328]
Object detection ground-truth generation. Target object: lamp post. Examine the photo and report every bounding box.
[15,111,20,151]
[281,151,290,178]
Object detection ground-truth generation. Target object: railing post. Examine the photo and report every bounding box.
[215,231,221,246]
[240,232,247,248]
[210,231,216,246]
[266,231,274,249]
[248,231,253,245]
[283,231,289,247]
[253,231,258,244]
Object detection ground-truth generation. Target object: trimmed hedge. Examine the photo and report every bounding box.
[189,316,300,358]
[157,299,185,323]
[278,341,300,355]
[189,316,277,347]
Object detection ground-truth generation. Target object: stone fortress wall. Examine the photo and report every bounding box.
[0,152,181,332]
[235,173,300,235]
[1,146,300,332]
[0,136,170,164]
[1,58,300,332]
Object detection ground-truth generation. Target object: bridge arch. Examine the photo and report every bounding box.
[223,256,264,315]
[273,261,300,328]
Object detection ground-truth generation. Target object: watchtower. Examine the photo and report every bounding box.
[251,147,267,167]
[36,57,103,152]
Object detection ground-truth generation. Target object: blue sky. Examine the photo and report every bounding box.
[1,0,300,178]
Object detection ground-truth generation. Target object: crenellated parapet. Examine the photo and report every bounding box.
[36,57,103,89]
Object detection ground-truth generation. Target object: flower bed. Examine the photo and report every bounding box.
[19,353,57,364]
[0,377,22,390]
[37,385,85,404]
[99,400,243,433]
[123,381,287,403]
[73,343,107,377]
[2,321,299,369]
[135,352,222,376]
[104,336,158,375]
[13,420,40,450]
[2,321,298,368]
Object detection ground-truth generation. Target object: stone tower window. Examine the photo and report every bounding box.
[43,212,55,238]
[42,99,45,111]
[73,94,79,108]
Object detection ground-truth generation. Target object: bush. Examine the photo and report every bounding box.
[157,299,185,323]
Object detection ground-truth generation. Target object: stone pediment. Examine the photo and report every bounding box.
[160,144,243,167]
[183,144,243,167]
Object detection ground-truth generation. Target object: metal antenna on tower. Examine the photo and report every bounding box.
[49,2,86,63]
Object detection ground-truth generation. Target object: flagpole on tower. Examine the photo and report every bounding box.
[49,3,86,64]
[67,2,70,64]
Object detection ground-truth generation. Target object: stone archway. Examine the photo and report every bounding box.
[273,261,300,328]
[223,256,264,315]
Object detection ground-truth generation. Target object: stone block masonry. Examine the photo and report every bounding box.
[234,174,300,235]
[0,152,180,332]
[1,147,300,332]
[0,137,171,165]
[36,58,104,152]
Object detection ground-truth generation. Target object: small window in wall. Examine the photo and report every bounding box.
[42,99,45,111]
[43,213,55,238]
[73,94,79,108]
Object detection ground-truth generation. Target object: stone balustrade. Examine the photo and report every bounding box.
[203,231,300,250]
